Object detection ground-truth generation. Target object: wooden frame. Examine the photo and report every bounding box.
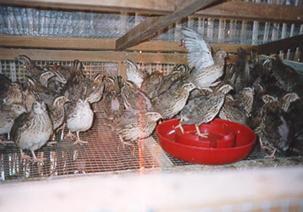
[0,36,253,53]
[1,0,302,23]
[116,0,222,50]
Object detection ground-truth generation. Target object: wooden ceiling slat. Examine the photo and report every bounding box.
[0,0,302,23]
[255,34,303,54]
[0,35,253,53]
[115,0,222,50]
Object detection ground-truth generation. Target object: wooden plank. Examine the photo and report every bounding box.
[1,0,303,23]
[0,35,253,53]
[115,0,222,50]
[255,34,303,54]
[0,36,186,52]
[197,1,303,24]
[0,0,175,15]
[0,48,188,64]
[0,167,303,211]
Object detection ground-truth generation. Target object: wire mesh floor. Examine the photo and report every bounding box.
[1,112,303,182]
[0,112,161,182]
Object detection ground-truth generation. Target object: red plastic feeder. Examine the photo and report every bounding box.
[156,119,256,165]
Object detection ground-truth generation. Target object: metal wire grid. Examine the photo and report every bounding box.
[0,60,174,182]
[0,112,160,182]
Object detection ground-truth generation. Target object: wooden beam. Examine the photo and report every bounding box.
[0,35,253,53]
[115,0,222,50]
[0,0,174,14]
[197,1,303,24]
[0,48,187,64]
[1,0,303,24]
[255,34,303,55]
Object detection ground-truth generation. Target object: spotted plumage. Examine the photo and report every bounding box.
[152,82,196,119]
[10,101,52,161]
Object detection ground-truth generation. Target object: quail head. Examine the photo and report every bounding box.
[85,74,106,104]
[179,84,233,137]
[10,101,53,162]
[2,82,24,106]
[116,111,162,144]
[152,82,196,119]
[16,55,45,81]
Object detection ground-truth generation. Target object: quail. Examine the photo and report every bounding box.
[66,98,94,145]
[152,82,196,119]
[49,96,70,141]
[179,84,233,137]
[219,87,254,124]
[115,110,162,144]
[10,101,53,162]
[255,93,299,158]
[182,27,226,89]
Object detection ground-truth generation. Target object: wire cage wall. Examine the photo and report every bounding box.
[0,0,303,184]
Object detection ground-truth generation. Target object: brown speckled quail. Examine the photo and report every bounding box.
[152,82,196,119]
[255,92,299,158]
[115,110,162,144]
[141,70,164,99]
[179,84,233,137]
[156,64,192,97]
[219,87,254,124]
[49,96,70,141]
[10,101,53,162]
[121,80,152,112]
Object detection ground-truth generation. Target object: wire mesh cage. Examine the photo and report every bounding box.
[1,58,303,182]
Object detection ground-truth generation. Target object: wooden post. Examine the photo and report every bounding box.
[281,23,287,39]
[240,20,247,44]
[120,12,128,35]
[252,0,261,45]
[294,47,301,62]
[197,17,205,36]
[218,19,224,42]
[174,21,182,42]
[9,61,17,82]
[271,23,280,41]
[207,18,214,42]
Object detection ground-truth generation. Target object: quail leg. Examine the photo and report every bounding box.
[117,135,135,156]
[195,124,208,138]
[73,131,88,145]
[65,130,76,141]
[59,123,67,141]
[175,123,185,134]
[30,150,45,164]
[19,149,32,161]
[264,148,277,159]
